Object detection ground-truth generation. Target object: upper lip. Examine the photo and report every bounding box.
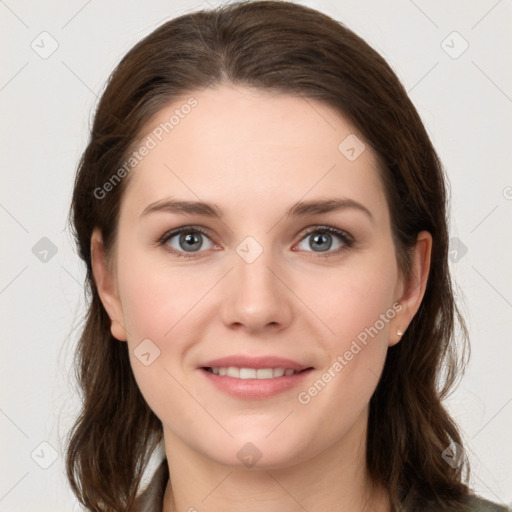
[200,355,312,371]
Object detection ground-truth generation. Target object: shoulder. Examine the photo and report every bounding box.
[461,495,511,512]
[401,490,510,512]
[129,459,169,512]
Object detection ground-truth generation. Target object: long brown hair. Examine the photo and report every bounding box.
[66,1,471,510]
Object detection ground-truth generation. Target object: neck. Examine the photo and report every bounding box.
[161,409,391,512]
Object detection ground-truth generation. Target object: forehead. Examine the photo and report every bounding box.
[121,84,387,220]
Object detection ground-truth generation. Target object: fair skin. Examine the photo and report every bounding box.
[91,84,431,512]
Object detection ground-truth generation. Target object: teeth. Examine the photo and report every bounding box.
[240,368,257,379]
[226,367,239,378]
[207,367,300,379]
[272,368,285,377]
[257,368,273,379]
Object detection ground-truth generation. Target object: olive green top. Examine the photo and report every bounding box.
[130,459,510,512]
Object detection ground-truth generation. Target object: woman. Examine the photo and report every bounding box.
[65,1,510,511]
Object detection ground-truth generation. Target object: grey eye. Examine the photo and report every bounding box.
[309,232,333,252]
[296,230,347,253]
[166,231,214,253]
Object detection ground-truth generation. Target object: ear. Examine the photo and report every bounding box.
[389,230,432,347]
[90,227,127,341]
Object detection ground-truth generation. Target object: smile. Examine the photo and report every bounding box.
[200,366,314,400]
[204,367,304,379]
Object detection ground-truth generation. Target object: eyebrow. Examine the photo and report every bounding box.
[140,197,374,223]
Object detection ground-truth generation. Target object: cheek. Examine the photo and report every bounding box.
[115,250,219,405]
[117,259,198,422]
[117,247,208,339]
[296,252,398,402]
[293,264,396,435]
[305,254,398,345]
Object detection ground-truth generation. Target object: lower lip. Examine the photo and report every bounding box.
[199,368,314,400]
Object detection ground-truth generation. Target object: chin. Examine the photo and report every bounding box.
[203,434,311,471]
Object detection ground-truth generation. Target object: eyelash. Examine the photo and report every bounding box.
[156,225,354,259]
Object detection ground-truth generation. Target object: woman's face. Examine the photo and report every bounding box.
[92,84,429,469]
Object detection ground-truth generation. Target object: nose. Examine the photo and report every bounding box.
[219,243,293,333]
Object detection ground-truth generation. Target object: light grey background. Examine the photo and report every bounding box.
[1,0,511,510]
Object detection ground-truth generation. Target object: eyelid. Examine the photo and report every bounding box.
[297,225,354,243]
[157,225,214,244]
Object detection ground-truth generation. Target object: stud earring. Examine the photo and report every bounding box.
[397,330,403,336]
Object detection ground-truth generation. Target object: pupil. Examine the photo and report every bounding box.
[180,232,202,251]
[311,233,331,252]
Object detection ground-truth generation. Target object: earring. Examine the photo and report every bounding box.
[397,330,403,336]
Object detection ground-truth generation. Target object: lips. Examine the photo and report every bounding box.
[198,354,314,400]
[206,367,300,379]
[200,355,312,372]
